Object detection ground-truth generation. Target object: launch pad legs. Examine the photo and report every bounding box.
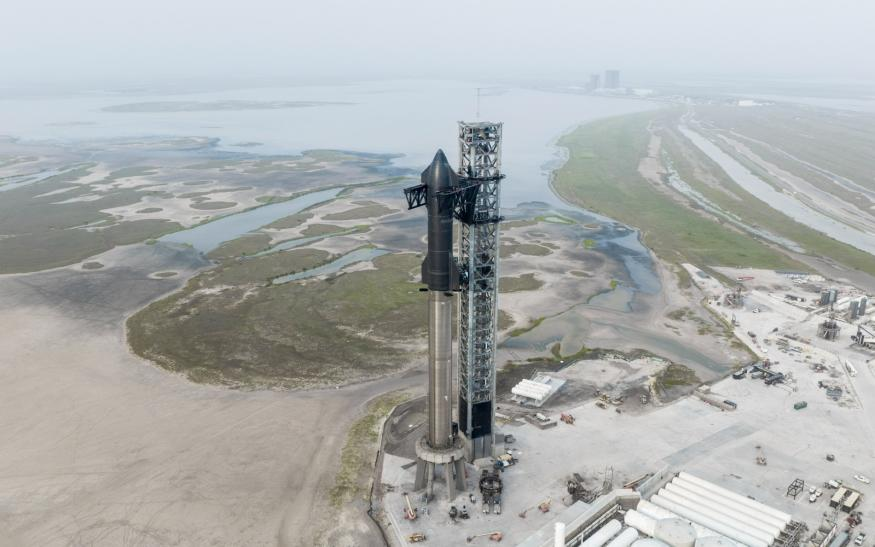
[413,436,466,500]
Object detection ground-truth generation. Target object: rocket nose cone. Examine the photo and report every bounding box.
[432,149,449,164]
[421,149,457,189]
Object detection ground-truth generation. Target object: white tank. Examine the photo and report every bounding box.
[676,472,792,523]
[669,478,789,530]
[695,537,736,547]
[632,540,670,547]
[637,502,727,541]
[605,528,639,547]
[637,500,676,520]
[653,518,696,547]
[625,510,657,536]
[650,494,769,547]
[581,520,623,547]
[662,484,782,537]
[656,490,775,544]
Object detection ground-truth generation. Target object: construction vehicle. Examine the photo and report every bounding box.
[518,497,551,518]
[466,531,503,543]
[479,469,503,515]
[560,413,575,425]
[408,532,427,543]
[402,492,417,520]
[756,445,767,466]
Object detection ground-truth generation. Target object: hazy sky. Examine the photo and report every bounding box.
[3,0,874,88]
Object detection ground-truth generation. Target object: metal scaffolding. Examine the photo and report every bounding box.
[456,121,504,460]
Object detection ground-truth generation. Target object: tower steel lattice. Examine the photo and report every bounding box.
[456,121,504,460]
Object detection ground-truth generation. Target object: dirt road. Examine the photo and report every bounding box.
[0,243,410,546]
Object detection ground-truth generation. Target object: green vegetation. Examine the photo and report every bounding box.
[507,316,546,338]
[207,233,272,260]
[662,115,875,277]
[499,273,544,293]
[497,309,514,330]
[503,218,539,229]
[127,251,425,389]
[666,307,691,321]
[500,242,553,258]
[549,343,592,362]
[583,238,597,249]
[535,214,575,225]
[609,279,619,289]
[323,202,395,221]
[654,363,700,394]
[190,201,237,210]
[330,391,410,507]
[551,112,807,271]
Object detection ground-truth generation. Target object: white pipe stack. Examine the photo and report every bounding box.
[668,479,789,532]
[555,522,566,547]
[625,510,657,537]
[659,486,782,538]
[606,528,639,547]
[653,519,696,547]
[695,537,736,547]
[650,494,769,547]
[581,520,623,547]
[632,541,670,547]
[676,472,791,524]
[636,501,733,543]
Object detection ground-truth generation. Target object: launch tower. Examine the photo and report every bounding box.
[456,122,504,460]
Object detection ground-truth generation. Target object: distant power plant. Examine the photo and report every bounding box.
[403,121,505,499]
[604,70,621,89]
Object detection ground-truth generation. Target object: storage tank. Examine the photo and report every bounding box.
[581,520,623,547]
[662,483,782,537]
[650,494,769,547]
[656,490,774,544]
[637,500,675,520]
[637,501,731,541]
[653,518,696,547]
[625,510,656,536]
[605,528,639,547]
[676,473,791,523]
[632,541,670,547]
[670,478,788,530]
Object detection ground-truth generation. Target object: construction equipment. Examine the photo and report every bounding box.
[756,445,767,466]
[560,413,575,425]
[466,531,504,543]
[479,469,503,514]
[518,497,551,518]
[402,492,417,520]
[568,473,599,503]
[408,532,427,543]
